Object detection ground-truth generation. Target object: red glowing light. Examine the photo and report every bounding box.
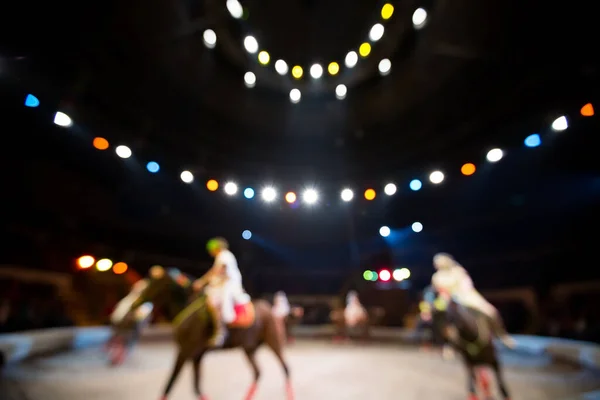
[379,269,391,282]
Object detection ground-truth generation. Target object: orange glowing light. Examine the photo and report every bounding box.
[113,262,128,275]
[364,189,376,200]
[92,137,109,150]
[206,179,219,191]
[77,255,95,269]
[285,192,297,203]
[461,163,476,176]
[581,103,594,117]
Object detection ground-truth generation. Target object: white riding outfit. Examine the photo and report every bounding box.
[206,249,249,324]
[110,279,154,325]
[273,292,291,319]
[344,291,366,326]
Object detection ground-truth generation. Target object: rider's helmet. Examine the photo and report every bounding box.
[206,237,228,256]
[433,253,456,270]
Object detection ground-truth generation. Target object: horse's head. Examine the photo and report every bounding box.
[130,266,195,318]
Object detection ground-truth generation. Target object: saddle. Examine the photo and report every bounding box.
[228,301,255,328]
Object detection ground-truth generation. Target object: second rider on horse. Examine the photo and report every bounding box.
[193,237,250,347]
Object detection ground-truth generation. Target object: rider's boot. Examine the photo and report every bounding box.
[208,306,227,348]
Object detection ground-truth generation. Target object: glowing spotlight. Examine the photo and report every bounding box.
[180,171,194,183]
[244,36,259,53]
[412,8,428,28]
[262,187,277,202]
[379,269,391,282]
[244,71,256,88]
[242,230,252,240]
[384,183,397,196]
[290,88,301,103]
[363,270,374,281]
[203,29,217,48]
[113,262,128,275]
[77,255,95,269]
[409,179,422,191]
[524,134,541,148]
[244,188,255,199]
[345,51,358,68]
[364,188,376,200]
[335,84,347,100]
[328,62,340,75]
[486,148,503,162]
[378,59,391,76]
[581,103,594,117]
[93,137,109,150]
[341,188,354,202]
[369,23,385,42]
[96,258,113,272]
[206,179,219,191]
[226,0,243,18]
[412,222,423,233]
[285,192,297,204]
[429,171,444,184]
[359,43,371,58]
[393,268,410,281]
[303,189,318,204]
[381,3,394,20]
[291,65,303,79]
[224,182,238,195]
[461,163,476,176]
[115,145,132,159]
[258,51,270,65]
[146,161,160,173]
[551,116,568,131]
[379,226,391,237]
[275,60,288,75]
[310,64,323,79]
[24,94,40,108]
[54,111,72,127]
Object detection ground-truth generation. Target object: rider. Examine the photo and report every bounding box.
[110,279,153,326]
[344,290,366,325]
[273,291,291,319]
[193,237,249,347]
[431,253,516,348]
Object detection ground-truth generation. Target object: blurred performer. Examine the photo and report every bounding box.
[432,253,515,348]
[110,279,154,327]
[344,290,367,327]
[193,237,250,347]
[273,291,291,319]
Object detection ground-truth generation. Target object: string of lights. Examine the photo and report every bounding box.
[201,2,428,101]
[23,94,595,211]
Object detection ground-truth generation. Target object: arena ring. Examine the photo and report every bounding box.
[1,325,600,400]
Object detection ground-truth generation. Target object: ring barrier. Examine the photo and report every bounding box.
[1,325,599,371]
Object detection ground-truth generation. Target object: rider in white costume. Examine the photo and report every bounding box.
[110,279,154,325]
[344,290,366,326]
[194,237,250,347]
[273,291,291,319]
[431,253,516,348]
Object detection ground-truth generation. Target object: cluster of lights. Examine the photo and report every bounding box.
[202,2,430,103]
[363,268,411,282]
[23,94,595,210]
[76,255,129,274]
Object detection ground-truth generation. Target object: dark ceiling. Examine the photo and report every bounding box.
[1,0,597,181]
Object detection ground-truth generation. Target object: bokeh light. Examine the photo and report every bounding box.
[113,262,128,274]
[379,226,391,237]
[96,258,113,272]
[285,192,297,204]
[409,179,422,191]
[381,3,394,19]
[207,179,219,191]
[244,188,255,199]
[379,270,391,282]
[461,163,476,176]
[93,137,109,150]
[412,222,423,233]
[146,162,160,173]
[364,189,376,200]
[524,134,541,148]
[77,255,95,269]
[363,270,374,281]
[242,230,252,240]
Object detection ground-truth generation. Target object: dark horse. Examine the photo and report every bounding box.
[427,294,511,400]
[129,268,292,400]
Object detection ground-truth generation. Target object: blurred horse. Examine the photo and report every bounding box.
[425,294,511,400]
[129,266,292,400]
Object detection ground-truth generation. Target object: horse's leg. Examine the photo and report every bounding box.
[192,351,208,400]
[492,361,511,399]
[466,365,479,400]
[160,349,188,400]
[264,323,293,400]
[243,348,260,400]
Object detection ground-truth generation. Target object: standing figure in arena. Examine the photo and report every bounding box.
[344,290,367,326]
[431,253,516,349]
[273,291,291,343]
[107,279,154,365]
[193,237,250,347]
